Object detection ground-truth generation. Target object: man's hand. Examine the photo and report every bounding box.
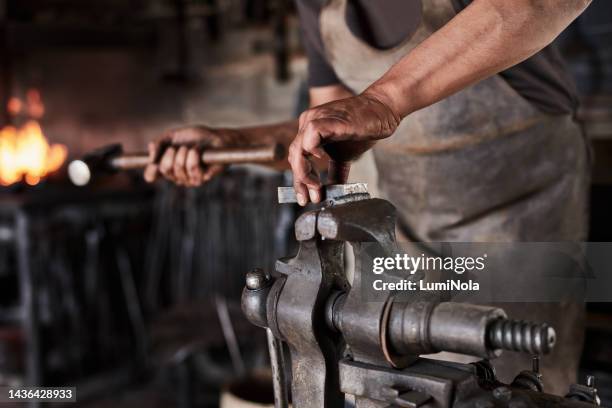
[288,92,400,206]
[144,126,240,187]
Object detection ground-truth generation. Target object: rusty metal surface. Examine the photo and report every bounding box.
[274,237,347,407]
[266,328,289,408]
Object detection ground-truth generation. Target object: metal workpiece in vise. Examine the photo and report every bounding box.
[241,183,597,408]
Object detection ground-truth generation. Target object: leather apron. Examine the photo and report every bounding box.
[319,0,589,395]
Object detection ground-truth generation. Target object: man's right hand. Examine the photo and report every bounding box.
[288,92,400,205]
[144,126,240,187]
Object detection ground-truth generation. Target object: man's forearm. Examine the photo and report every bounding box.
[229,120,298,170]
[228,85,353,171]
[366,0,591,118]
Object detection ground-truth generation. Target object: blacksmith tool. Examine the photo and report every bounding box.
[68,143,285,186]
[242,184,597,408]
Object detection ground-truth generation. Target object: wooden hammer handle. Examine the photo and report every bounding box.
[110,144,285,170]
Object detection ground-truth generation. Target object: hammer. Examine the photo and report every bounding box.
[68,143,285,186]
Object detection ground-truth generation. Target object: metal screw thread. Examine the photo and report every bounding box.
[487,319,556,355]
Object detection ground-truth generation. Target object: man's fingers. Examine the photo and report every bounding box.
[144,142,159,182]
[143,164,158,183]
[290,151,321,205]
[301,120,326,159]
[174,146,189,184]
[289,143,321,206]
[159,146,177,181]
[290,146,320,185]
[290,151,319,206]
[293,181,310,207]
[186,148,204,186]
[304,179,321,203]
[153,142,225,186]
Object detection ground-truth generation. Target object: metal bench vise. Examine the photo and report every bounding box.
[241,184,599,408]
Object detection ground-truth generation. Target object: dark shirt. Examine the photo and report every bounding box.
[296,0,578,115]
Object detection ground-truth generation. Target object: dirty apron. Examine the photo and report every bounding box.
[320,0,590,396]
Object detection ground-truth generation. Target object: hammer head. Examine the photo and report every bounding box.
[68,144,123,186]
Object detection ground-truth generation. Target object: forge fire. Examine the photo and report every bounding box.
[0,90,67,186]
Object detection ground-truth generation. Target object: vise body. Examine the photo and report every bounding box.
[242,184,597,408]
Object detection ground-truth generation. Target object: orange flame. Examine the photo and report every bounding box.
[0,92,67,186]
